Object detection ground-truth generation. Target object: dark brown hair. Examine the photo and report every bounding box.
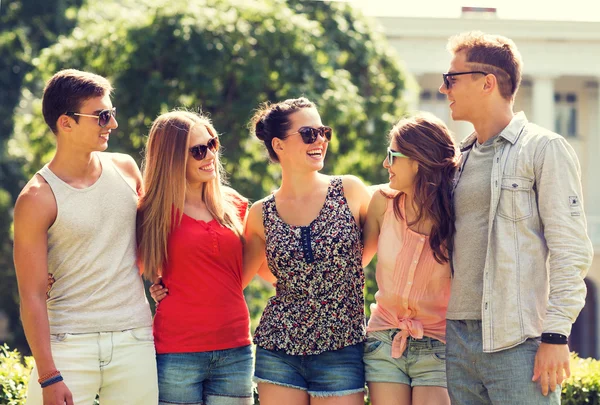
[42,69,113,134]
[388,113,458,264]
[249,97,315,162]
[447,31,522,100]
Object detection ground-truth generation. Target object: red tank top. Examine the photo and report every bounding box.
[153,197,250,354]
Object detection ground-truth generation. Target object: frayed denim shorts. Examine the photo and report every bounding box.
[157,344,253,405]
[364,329,447,388]
[254,343,365,397]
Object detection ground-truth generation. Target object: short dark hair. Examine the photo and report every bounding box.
[42,69,113,134]
[447,31,522,100]
[250,97,316,162]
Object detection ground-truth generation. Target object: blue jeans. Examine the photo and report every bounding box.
[254,344,365,397]
[446,320,560,404]
[157,345,253,405]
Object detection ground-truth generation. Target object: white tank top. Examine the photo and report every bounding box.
[38,152,152,334]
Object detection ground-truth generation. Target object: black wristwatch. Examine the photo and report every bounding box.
[541,333,568,345]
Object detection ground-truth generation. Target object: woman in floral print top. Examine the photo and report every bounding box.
[244,97,371,404]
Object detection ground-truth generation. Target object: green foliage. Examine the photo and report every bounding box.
[14,0,408,198]
[0,0,84,355]
[0,344,34,405]
[563,353,600,404]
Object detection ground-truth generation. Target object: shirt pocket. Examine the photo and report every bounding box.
[497,176,534,221]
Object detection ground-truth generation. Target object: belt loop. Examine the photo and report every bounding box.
[390,329,398,342]
[427,336,433,349]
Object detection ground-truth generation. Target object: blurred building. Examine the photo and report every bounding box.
[376,8,600,358]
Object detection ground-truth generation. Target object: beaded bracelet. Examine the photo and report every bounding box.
[38,370,60,384]
[40,374,63,388]
[541,332,568,345]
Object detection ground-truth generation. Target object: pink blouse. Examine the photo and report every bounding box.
[367,193,451,358]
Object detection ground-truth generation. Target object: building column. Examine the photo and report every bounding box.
[585,81,600,359]
[585,83,600,218]
[532,76,556,130]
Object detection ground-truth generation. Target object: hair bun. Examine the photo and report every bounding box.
[254,120,267,141]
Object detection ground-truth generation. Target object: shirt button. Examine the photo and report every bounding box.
[408,281,412,285]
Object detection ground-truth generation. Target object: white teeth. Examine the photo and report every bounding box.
[200,163,214,172]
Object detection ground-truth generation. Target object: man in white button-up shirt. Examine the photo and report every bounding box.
[439,31,593,404]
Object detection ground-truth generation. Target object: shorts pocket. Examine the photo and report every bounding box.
[50,333,69,343]
[129,326,154,342]
[431,348,446,363]
[497,176,534,221]
[363,337,385,357]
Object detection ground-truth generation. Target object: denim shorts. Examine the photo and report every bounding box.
[364,329,447,388]
[254,344,365,397]
[157,345,253,405]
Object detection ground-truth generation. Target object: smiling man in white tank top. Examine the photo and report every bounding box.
[13,69,157,405]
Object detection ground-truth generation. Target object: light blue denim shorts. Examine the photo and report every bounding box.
[254,343,365,397]
[364,329,447,388]
[157,344,253,405]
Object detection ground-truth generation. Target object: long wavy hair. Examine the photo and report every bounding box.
[137,110,243,282]
[388,112,458,264]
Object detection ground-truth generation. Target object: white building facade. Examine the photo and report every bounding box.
[376,13,600,358]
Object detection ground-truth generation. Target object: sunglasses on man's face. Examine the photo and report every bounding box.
[65,107,117,128]
[442,71,488,90]
[387,148,407,166]
[290,126,333,144]
[189,137,220,161]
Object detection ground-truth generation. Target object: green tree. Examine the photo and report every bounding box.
[10,0,411,348]
[0,0,84,354]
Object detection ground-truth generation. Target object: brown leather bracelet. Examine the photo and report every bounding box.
[38,369,60,384]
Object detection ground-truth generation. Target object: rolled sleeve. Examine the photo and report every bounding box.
[535,137,594,337]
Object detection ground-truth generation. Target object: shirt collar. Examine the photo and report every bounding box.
[459,111,528,151]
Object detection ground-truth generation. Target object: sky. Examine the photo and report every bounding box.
[348,0,600,22]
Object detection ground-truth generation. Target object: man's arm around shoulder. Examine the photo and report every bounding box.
[13,177,73,404]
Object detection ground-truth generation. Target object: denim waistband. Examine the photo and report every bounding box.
[369,329,444,349]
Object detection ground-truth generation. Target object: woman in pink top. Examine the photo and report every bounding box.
[363,113,458,405]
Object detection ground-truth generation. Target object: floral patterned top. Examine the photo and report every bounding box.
[253,176,366,355]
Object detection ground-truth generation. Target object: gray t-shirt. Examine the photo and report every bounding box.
[447,137,496,320]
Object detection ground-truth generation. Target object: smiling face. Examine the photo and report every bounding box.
[62,93,117,152]
[185,124,217,185]
[382,138,418,194]
[275,107,329,172]
[438,50,488,123]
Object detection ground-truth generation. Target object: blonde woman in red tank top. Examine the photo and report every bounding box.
[362,113,459,405]
[138,111,254,405]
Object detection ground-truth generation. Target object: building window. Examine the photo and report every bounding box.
[419,90,449,122]
[554,92,578,137]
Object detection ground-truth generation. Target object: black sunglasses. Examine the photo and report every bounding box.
[290,126,333,144]
[65,107,117,128]
[442,71,488,90]
[189,137,220,161]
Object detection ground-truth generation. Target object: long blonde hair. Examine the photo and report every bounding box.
[137,110,244,282]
